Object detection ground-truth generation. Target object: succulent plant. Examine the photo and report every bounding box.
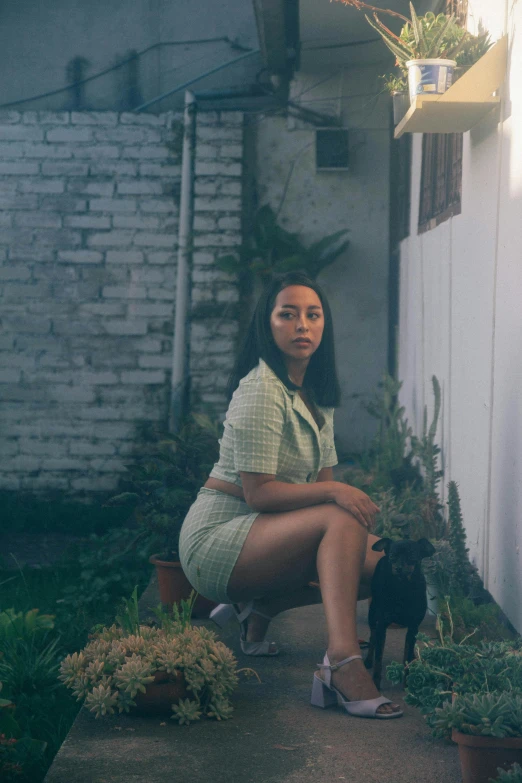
[387,636,522,737]
[433,692,522,738]
[59,594,240,724]
[490,763,522,783]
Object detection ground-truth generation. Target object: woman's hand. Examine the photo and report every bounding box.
[330,483,380,530]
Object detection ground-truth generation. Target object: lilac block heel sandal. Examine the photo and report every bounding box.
[210,602,279,656]
[311,653,403,719]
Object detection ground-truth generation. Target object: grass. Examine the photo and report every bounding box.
[0,533,153,783]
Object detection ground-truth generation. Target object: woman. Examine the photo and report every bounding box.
[179,272,402,719]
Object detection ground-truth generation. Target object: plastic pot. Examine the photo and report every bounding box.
[392,91,410,125]
[134,670,189,716]
[452,730,522,783]
[406,58,457,102]
[149,554,217,619]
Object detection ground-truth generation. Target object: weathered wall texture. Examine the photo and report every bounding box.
[0,0,260,112]
[398,1,522,631]
[0,108,244,496]
[189,111,243,414]
[254,66,390,454]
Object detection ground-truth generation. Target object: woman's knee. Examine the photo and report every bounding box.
[323,505,368,539]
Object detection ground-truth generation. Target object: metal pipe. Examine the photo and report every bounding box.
[169,90,196,433]
[133,48,260,112]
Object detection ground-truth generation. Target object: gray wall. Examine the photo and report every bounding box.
[0,0,261,112]
[253,66,391,454]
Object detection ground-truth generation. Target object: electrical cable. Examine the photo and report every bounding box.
[0,36,253,111]
[301,37,381,50]
[133,48,260,112]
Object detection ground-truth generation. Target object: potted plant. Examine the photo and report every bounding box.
[386,634,522,734]
[59,590,243,724]
[380,72,409,125]
[433,692,522,783]
[105,413,221,617]
[336,1,491,103]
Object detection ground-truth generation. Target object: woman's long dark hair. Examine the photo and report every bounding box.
[227,272,341,407]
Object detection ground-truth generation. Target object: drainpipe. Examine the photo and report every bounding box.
[169,90,196,434]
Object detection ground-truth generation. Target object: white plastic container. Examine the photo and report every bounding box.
[406,58,457,103]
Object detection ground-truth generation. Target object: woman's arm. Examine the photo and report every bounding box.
[316,467,333,482]
[240,471,379,529]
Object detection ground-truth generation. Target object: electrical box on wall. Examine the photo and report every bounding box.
[315,128,349,171]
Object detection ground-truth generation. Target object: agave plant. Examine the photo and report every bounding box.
[336,1,491,72]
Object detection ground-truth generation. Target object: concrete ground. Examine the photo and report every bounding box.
[45,575,462,783]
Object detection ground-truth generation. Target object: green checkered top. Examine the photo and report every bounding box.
[209,359,338,487]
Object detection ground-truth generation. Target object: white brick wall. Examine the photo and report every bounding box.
[189,109,244,418]
[0,108,244,497]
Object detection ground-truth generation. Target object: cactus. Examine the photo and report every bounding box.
[447,480,472,595]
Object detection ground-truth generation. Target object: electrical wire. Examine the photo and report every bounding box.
[0,37,253,111]
[301,37,381,50]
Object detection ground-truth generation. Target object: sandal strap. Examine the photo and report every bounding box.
[317,654,362,671]
[234,601,273,624]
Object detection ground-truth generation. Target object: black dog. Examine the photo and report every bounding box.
[364,537,435,689]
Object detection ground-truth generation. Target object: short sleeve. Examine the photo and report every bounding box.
[230,379,285,474]
[320,408,338,469]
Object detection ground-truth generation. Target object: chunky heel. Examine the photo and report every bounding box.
[209,603,235,628]
[310,673,338,709]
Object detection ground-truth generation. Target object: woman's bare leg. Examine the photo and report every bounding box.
[242,533,381,644]
[227,504,399,715]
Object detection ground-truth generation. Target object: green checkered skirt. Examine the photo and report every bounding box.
[178,487,260,604]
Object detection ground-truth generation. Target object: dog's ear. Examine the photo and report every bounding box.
[372,537,392,555]
[416,538,436,559]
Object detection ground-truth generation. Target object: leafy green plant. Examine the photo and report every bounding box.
[59,592,240,724]
[386,636,522,736]
[216,204,349,283]
[0,660,49,783]
[437,595,514,645]
[433,692,522,739]
[105,413,221,561]
[491,763,522,783]
[58,526,152,612]
[356,371,444,540]
[380,72,407,94]
[0,609,55,644]
[422,538,458,601]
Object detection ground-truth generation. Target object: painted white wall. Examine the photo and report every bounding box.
[0,0,260,112]
[398,0,522,630]
[254,66,391,453]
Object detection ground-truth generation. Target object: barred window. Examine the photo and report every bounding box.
[418,133,462,233]
[418,0,466,233]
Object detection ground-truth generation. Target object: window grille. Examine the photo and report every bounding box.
[418,133,462,232]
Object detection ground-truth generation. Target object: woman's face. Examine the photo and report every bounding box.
[269,285,324,365]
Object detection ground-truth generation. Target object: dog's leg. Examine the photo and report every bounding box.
[403,625,419,686]
[372,622,387,690]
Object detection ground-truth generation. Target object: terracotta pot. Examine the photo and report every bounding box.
[452,729,522,783]
[134,670,189,716]
[149,554,217,619]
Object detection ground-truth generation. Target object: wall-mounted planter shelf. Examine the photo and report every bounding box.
[394,34,508,138]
